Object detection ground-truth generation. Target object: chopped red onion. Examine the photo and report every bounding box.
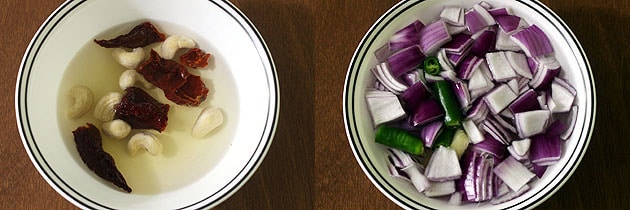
[420,120,443,148]
[471,133,506,158]
[509,89,541,113]
[486,51,518,82]
[389,20,423,52]
[424,180,456,197]
[471,30,497,57]
[560,106,578,140]
[443,33,473,53]
[386,45,426,78]
[402,70,421,86]
[466,99,489,124]
[530,134,562,166]
[495,29,522,51]
[549,78,576,113]
[437,49,456,72]
[488,7,512,17]
[411,98,445,127]
[508,138,531,160]
[494,15,522,34]
[505,51,533,79]
[484,84,518,114]
[449,192,462,205]
[490,184,530,205]
[400,80,432,111]
[453,80,471,109]
[464,9,487,34]
[365,90,407,126]
[493,156,535,191]
[440,7,465,26]
[457,55,484,80]
[473,4,496,26]
[418,20,452,55]
[514,110,551,138]
[510,24,554,57]
[372,63,408,94]
[425,146,462,181]
[463,120,485,144]
[460,151,495,202]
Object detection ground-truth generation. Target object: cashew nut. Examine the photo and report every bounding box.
[67,85,94,119]
[112,47,145,69]
[93,92,122,121]
[160,35,196,59]
[119,69,154,90]
[191,107,224,139]
[127,132,162,156]
[101,119,131,139]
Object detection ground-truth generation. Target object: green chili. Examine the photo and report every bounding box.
[434,80,464,127]
[423,56,441,75]
[375,125,424,156]
[432,126,456,149]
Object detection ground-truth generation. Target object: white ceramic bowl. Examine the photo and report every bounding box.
[344,0,595,209]
[16,0,278,209]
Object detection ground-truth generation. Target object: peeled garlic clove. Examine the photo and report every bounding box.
[102,119,131,139]
[119,69,154,90]
[112,47,145,69]
[128,132,162,156]
[93,92,122,121]
[192,107,224,139]
[67,85,94,119]
[161,35,195,59]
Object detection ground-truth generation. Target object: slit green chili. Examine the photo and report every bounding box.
[434,80,464,127]
[423,56,441,75]
[375,125,424,156]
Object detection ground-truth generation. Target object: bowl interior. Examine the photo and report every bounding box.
[344,0,595,209]
[16,0,277,209]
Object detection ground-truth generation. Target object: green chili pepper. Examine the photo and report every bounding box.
[434,80,463,127]
[423,56,441,75]
[432,127,456,149]
[375,125,424,156]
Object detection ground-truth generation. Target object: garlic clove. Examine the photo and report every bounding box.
[102,119,131,139]
[67,85,94,119]
[191,107,224,139]
[127,132,162,156]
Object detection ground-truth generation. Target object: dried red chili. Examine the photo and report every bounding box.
[72,123,132,193]
[94,22,166,48]
[114,87,170,132]
[180,48,212,69]
[137,50,209,106]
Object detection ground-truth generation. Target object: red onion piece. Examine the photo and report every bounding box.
[418,20,452,55]
[510,24,554,57]
[411,98,445,127]
[365,90,407,126]
[386,45,426,78]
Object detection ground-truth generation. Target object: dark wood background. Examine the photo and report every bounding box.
[1,0,627,209]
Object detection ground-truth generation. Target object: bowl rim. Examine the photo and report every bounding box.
[343,0,596,209]
[15,0,279,209]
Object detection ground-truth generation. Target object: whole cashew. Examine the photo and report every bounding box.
[67,85,94,119]
[191,107,224,139]
[160,35,196,59]
[119,69,154,90]
[101,119,131,139]
[112,47,145,69]
[93,92,123,122]
[128,132,162,156]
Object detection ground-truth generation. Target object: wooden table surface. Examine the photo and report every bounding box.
[1,0,627,209]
